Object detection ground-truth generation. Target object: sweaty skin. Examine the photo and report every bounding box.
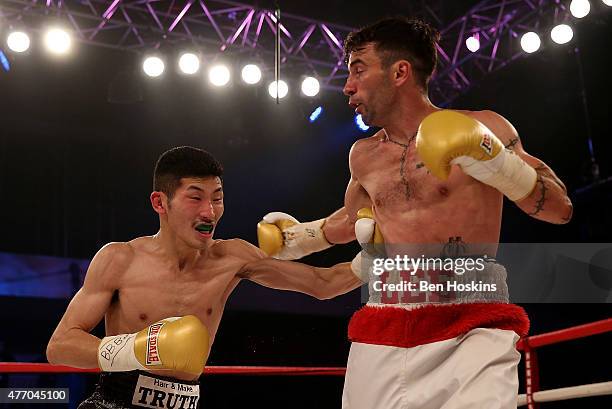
[322,43,572,253]
[47,177,360,381]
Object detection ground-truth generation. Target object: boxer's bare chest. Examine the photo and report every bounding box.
[105,251,242,338]
[357,139,462,209]
[354,137,502,243]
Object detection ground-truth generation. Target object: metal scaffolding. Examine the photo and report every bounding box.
[432,0,571,105]
[0,0,574,105]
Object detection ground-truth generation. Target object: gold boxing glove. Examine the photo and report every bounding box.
[416,110,537,201]
[257,212,332,260]
[98,315,209,377]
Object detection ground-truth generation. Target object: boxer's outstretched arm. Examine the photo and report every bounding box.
[322,142,373,244]
[475,111,573,224]
[236,241,362,299]
[46,243,130,368]
[321,207,354,244]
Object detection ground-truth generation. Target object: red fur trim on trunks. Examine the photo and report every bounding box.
[348,303,529,348]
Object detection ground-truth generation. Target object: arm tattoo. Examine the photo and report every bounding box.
[505,138,519,150]
[527,174,548,216]
[535,164,567,193]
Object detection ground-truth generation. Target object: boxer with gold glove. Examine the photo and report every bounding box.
[416,110,537,202]
[257,212,332,259]
[97,315,209,378]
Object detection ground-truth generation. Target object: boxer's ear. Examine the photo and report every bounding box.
[150,191,166,214]
[392,60,412,87]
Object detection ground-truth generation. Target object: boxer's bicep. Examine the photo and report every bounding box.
[50,243,129,341]
[346,142,372,221]
[47,243,133,366]
[323,207,356,244]
[345,178,371,220]
[242,258,360,299]
[241,258,321,295]
[322,143,372,244]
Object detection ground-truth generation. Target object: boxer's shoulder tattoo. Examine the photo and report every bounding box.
[505,137,519,150]
[527,174,548,217]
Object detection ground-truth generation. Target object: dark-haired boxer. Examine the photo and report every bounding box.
[258,17,573,409]
[47,146,362,408]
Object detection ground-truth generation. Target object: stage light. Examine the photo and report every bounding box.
[241,64,262,84]
[142,56,165,77]
[570,0,590,18]
[603,0,612,7]
[551,24,574,44]
[309,106,323,122]
[178,52,199,75]
[355,114,369,132]
[465,35,480,52]
[7,31,30,53]
[268,80,288,99]
[44,28,71,55]
[209,64,231,87]
[520,32,541,53]
[301,76,320,97]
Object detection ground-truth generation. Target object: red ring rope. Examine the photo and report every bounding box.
[0,363,346,376]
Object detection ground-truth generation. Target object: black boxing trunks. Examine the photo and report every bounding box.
[78,370,200,409]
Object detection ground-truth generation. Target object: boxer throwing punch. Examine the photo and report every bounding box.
[47,146,361,409]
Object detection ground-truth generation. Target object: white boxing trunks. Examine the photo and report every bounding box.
[342,328,520,409]
[343,259,529,409]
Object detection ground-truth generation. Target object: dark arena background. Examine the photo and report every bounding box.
[0,0,611,408]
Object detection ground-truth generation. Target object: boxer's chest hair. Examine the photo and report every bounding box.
[368,136,446,208]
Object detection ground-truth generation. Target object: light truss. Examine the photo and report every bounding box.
[0,0,356,90]
[0,0,576,104]
[431,0,571,105]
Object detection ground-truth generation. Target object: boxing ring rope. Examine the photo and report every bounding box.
[516,317,612,408]
[0,318,610,406]
[0,363,346,376]
[516,381,612,406]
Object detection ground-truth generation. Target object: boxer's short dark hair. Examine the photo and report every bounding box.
[153,146,223,199]
[343,17,440,91]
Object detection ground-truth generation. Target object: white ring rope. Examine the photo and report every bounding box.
[517,381,612,406]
